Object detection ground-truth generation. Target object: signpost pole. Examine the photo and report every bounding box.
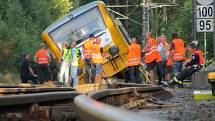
[193,0,197,42]
[204,32,207,67]
[214,0,215,62]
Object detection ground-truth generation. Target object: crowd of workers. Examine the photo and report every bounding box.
[20,34,105,87]
[20,31,204,88]
[127,32,204,87]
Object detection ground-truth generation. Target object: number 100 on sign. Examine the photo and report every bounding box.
[197,5,214,18]
[197,19,214,32]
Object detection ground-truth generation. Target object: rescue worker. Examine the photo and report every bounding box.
[70,41,81,87]
[20,53,37,84]
[127,37,142,83]
[157,35,171,85]
[91,37,104,84]
[34,43,51,84]
[58,43,72,86]
[167,43,204,86]
[145,32,159,84]
[170,32,185,75]
[83,34,94,84]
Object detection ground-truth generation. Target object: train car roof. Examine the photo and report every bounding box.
[43,1,105,34]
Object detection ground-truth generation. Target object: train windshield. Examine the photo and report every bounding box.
[49,7,105,48]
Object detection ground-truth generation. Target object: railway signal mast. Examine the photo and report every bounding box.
[141,0,150,45]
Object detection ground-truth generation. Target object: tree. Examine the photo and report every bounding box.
[0,0,74,81]
[150,8,165,38]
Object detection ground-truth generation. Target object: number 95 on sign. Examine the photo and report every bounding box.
[197,19,214,32]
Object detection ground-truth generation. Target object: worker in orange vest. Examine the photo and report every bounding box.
[157,35,172,85]
[91,37,104,84]
[145,32,158,84]
[34,43,51,84]
[170,32,185,75]
[166,42,204,86]
[127,37,141,83]
[83,34,95,84]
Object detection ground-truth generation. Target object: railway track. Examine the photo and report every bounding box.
[0,83,172,121]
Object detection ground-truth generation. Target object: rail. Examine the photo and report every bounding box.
[89,86,163,99]
[0,91,79,106]
[75,95,161,121]
[0,87,75,94]
[75,86,167,121]
[0,84,168,121]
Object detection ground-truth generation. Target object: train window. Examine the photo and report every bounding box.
[107,9,131,44]
[49,7,106,49]
[116,19,131,44]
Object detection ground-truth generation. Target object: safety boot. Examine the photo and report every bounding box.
[167,77,182,86]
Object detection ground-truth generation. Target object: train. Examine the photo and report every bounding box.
[41,1,131,84]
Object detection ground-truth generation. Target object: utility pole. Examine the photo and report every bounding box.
[126,0,129,31]
[142,0,150,45]
[193,0,197,42]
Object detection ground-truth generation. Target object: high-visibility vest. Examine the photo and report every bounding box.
[194,49,204,65]
[127,43,141,66]
[145,38,158,64]
[172,39,185,61]
[83,39,94,59]
[62,48,72,62]
[36,49,49,64]
[91,44,103,64]
[71,48,80,66]
[157,43,170,62]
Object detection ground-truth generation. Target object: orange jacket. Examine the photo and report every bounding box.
[145,38,158,64]
[127,43,141,66]
[194,49,204,65]
[83,39,94,59]
[36,49,49,64]
[172,38,185,61]
[91,44,103,64]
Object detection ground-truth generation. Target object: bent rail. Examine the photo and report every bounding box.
[0,91,80,106]
[74,95,161,121]
[89,86,162,99]
[0,87,75,94]
[0,84,167,121]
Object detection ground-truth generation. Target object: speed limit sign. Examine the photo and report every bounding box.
[196,3,214,32]
[197,5,214,18]
[197,19,214,32]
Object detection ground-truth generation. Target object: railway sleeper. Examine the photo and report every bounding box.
[0,103,78,121]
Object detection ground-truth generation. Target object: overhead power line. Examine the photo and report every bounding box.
[107,8,143,26]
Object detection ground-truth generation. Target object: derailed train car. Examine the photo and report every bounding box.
[41,1,131,83]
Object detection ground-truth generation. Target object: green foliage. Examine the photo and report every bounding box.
[0,0,74,82]
[163,0,193,42]
[150,8,165,38]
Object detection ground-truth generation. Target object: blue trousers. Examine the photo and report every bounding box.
[84,59,91,84]
[173,61,183,75]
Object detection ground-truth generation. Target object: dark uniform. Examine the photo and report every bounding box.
[176,50,203,81]
[167,49,204,86]
[20,59,37,84]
